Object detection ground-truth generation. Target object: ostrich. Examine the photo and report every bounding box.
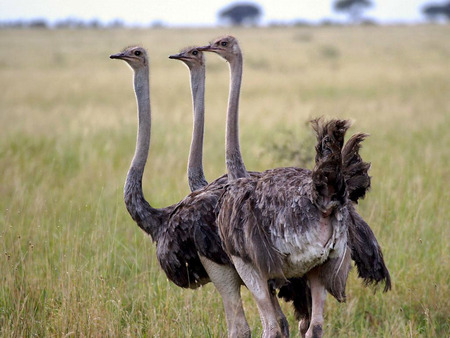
[213,118,352,338]
[198,36,390,337]
[110,46,251,337]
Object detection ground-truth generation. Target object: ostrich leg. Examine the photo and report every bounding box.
[200,256,250,338]
[232,256,287,338]
[305,268,327,338]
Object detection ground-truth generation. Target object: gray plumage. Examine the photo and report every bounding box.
[218,119,350,279]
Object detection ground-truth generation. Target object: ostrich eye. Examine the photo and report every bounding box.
[221,41,227,47]
[192,50,198,56]
[134,51,141,56]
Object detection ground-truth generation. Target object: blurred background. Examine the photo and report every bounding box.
[1,0,450,28]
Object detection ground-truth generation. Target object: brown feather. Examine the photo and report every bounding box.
[342,133,371,202]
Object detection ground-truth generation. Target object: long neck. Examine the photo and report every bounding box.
[124,65,162,241]
[226,52,249,180]
[131,67,151,172]
[187,65,208,192]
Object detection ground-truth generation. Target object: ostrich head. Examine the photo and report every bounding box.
[169,47,205,69]
[198,35,241,62]
[110,46,148,70]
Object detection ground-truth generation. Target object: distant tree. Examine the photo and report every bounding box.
[218,3,262,26]
[422,1,450,21]
[150,20,165,28]
[108,19,124,28]
[29,19,48,29]
[87,19,101,29]
[0,20,27,28]
[333,0,373,23]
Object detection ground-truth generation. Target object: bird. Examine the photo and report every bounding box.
[198,36,390,338]
[110,46,251,338]
[213,118,353,338]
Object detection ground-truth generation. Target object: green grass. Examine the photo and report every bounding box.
[1,26,449,337]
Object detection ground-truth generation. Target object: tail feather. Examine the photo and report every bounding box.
[313,118,349,162]
[348,205,391,292]
[342,134,391,291]
[311,118,351,212]
[342,133,371,203]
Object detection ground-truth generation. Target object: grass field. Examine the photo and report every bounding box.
[1,25,449,337]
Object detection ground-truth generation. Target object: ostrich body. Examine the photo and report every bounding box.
[213,119,352,338]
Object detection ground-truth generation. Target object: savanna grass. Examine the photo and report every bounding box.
[1,26,449,336]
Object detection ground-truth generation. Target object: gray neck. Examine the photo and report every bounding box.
[131,67,151,172]
[124,65,162,241]
[226,52,249,180]
[187,65,208,191]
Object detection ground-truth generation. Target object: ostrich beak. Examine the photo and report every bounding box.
[197,45,212,52]
[110,52,125,60]
[168,53,183,60]
[197,44,222,53]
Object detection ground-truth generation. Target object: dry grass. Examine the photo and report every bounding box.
[1,25,449,337]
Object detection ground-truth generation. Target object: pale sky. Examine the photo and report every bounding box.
[0,0,436,26]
